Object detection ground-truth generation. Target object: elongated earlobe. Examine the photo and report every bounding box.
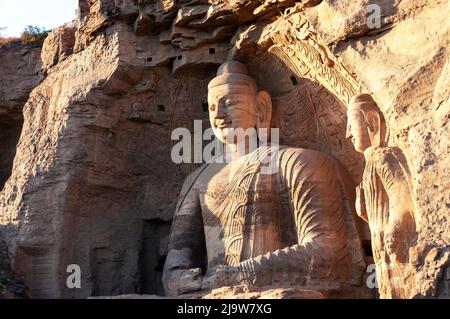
[256,91,272,131]
[366,111,382,147]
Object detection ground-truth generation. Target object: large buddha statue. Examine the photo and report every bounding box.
[162,61,367,298]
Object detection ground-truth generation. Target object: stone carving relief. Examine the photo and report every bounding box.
[230,9,367,184]
[2,0,446,300]
[270,81,364,182]
[162,61,369,298]
[346,93,419,298]
[121,66,214,217]
[273,85,322,149]
[236,11,423,298]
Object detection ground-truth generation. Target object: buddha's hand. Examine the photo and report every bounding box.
[384,226,412,264]
[178,268,203,295]
[201,265,243,291]
[385,216,416,264]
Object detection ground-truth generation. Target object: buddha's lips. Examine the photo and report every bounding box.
[215,121,232,129]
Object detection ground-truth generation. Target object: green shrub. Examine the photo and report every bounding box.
[20,25,49,43]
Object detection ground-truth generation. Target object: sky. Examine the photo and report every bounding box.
[0,0,78,37]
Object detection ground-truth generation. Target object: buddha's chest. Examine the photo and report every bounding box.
[362,165,389,223]
[198,163,283,228]
[197,161,295,265]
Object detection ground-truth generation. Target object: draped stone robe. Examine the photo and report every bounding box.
[163,145,366,297]
[357,146,417,298]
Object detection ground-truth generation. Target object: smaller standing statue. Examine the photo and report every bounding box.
[346,93,418,298]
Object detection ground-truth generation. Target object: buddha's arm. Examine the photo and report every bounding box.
[377,151,417,262]
[237,149,349,286]
[162,171,206,296]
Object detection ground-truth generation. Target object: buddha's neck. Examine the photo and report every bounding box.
[222,130,261,162]
[224,143,251,162]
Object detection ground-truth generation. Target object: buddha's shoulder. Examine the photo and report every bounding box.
[365,146,405,173]
[245,145,336,171]
[264,145,335,162]
[181,161,227,189]
[180,163,210,190]
[280,146,336,166]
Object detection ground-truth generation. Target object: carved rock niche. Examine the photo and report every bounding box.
[221,14,377,292]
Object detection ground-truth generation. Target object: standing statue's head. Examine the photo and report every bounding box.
[346,94,387,153]
[208,61,272,144]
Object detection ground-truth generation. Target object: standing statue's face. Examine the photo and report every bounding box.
[346,109,371,153]
[208,85,258,144]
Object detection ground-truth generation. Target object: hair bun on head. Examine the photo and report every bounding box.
[349,93,381,112]
[217,61,249,76]
[209,61,257,91]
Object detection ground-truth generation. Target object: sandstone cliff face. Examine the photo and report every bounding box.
[0,0,448,298]
[0,41,43,190]
[0,40,43,299]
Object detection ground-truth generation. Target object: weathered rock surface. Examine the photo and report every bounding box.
[0,0,448,299]
[0,237,26,299]
[41,24,77,72]
[200,286,325,299]
[90,286,325,299]
[0,41,43,190]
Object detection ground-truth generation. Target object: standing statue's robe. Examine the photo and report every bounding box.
[357,146,417,298]
[163,145,366,297]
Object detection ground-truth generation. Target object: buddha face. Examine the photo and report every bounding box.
[346,109,372,153]
[208,85,258,144]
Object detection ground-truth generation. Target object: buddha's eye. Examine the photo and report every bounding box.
[225,99,233,107]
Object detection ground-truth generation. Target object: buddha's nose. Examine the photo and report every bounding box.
[346,125,352,139]
[216,104,227,119]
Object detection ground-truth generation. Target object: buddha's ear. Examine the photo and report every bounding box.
[256,91,272,131]
[365,110,382,147]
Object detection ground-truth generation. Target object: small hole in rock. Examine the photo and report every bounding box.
[290,75,298,86]
[147,57,152,62]
[362,240,373,257]
[202,102,209,113]
[157,105,165,112]
[209,48,215,54]
[178,55,182,60]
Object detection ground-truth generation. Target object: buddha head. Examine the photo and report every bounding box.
[346,94,387,153]
[207,61,272,145]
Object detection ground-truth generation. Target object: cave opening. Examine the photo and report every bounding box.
[139,219,171,296]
